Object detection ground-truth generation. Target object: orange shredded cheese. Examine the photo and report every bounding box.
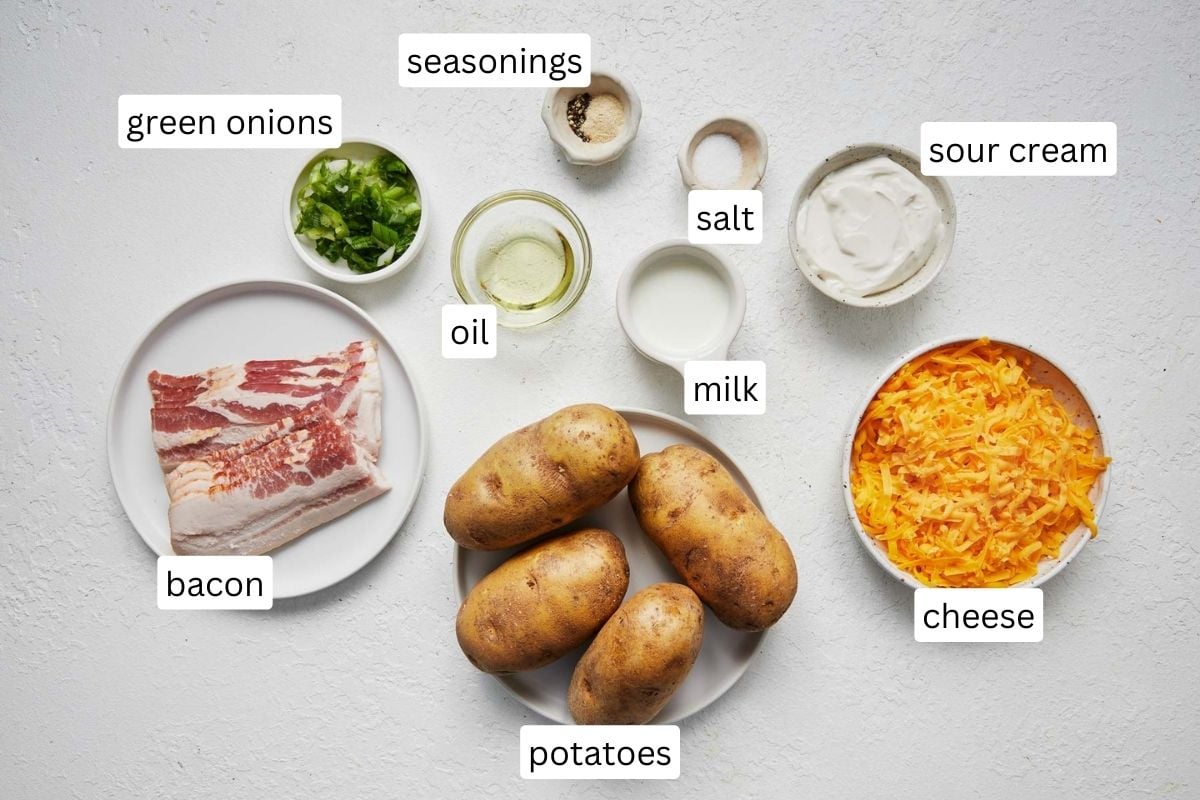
[851,338,1110,587]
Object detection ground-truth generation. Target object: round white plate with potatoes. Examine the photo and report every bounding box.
[454,407,771,725]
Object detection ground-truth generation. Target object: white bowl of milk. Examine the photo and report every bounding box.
[617,240,746,375]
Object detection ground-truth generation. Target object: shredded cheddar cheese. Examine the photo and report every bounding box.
[851,338,1110,588]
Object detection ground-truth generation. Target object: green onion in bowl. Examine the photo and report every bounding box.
[294,154,422,274]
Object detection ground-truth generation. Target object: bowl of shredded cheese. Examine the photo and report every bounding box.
[844,337,1111,588]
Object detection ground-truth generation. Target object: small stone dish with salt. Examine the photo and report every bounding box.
[678,115,769,190]
[542,69,642,165]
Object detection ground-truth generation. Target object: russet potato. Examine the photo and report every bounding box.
[568,582,704,725]
[445,404,640,550]
[629,444,797,631]
[456,529,629,674]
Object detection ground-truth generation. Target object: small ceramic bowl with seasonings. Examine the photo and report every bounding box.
[286,137,429,284]
[678,115,769,190]
[616,240,746,375]
[788,143,955,308]
[451,189,592,329]
[542,69,642,165]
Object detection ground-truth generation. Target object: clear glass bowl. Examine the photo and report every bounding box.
[451,190,591,329]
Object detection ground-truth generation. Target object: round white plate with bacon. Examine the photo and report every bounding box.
[108,279,428,598]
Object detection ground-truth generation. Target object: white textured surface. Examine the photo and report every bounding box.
[2,1,1198,797]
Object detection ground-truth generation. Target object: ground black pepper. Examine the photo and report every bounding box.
[566,93,592,142]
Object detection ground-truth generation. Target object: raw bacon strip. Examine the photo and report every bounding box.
[149,340,381,471]
[166,406,390,556]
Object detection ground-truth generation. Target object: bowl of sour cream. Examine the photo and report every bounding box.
[789,143,955,307]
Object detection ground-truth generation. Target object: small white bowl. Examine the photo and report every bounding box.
[789,143,955,308]
[677,115,769,190]
[541,69,641,165]
[616,240,746,376]
[843,336,1111,589]
[285,137,429,284]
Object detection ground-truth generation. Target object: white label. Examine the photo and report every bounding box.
[687,190,762,244]
[157,556,272,610]
[399,33,590,87]
[442,304,497,359]
[684,361,765,415]
[520,725,679,780]
[118,95,341,149]
[921,121,1116,176]
[914,588,1042,642]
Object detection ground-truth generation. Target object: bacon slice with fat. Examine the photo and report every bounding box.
[149,340,381,472]
[166,406,389,555]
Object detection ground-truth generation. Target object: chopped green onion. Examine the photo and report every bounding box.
[295,154,421,273]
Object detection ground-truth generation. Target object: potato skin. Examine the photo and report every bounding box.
[568,583,704,725]
[445,404,641,550]
[629,445,797,631]
[456,529,629,674]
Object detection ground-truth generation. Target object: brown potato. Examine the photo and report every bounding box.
[445,404,641,550]
[629,444,797,631]
[456,529,629,674]
[568,583,704,725]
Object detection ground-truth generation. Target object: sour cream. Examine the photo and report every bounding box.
[796,155,941,297]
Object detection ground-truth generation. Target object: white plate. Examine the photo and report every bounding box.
[108,278,428,598]
[455,408,766,725]
[843,336,1110,588]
